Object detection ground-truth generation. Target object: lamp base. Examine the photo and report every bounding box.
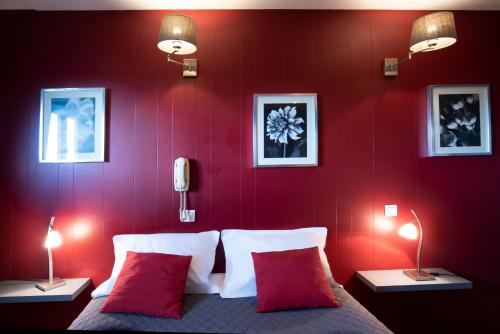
[403,269,436,281]
[35,278,66,291]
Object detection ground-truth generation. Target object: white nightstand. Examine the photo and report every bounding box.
[0,278,91,303]
[353,268,474,333]
[356,268,472,292]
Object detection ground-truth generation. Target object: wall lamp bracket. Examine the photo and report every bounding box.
[384,45,436,76]
[167,50,197,78]
[383,52,415,77]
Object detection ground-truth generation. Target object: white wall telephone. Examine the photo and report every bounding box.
[174,157,195,222]
[174,157,190,192]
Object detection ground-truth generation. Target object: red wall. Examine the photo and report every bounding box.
[1,9,499,328]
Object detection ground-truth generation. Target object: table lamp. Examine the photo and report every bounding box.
[398,209,436,281]
[35,217,66,291]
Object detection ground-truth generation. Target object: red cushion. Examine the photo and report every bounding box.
[101,251,192,318]
[251,247,340,312]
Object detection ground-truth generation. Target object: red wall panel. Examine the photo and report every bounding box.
[1,9,500,329]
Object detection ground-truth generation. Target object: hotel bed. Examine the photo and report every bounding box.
[69,285,392,333]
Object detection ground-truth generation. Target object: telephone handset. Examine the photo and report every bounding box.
[174,157,190,191]
[174,157,195,222]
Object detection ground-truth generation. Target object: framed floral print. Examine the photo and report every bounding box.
[428,85,491,156]
[39,88,106,163]
[253,94,318,167]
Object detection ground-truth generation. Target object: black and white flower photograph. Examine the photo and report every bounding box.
[253,94,318,167]
[264,103,307,158]
[428,85,491,156]
[438,94,480,148]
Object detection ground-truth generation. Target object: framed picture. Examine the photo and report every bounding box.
[39,88,106,163]
[428,85,491,156]
[253,93,318,167]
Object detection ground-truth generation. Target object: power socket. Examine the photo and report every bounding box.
[180,210,196,222]
[384,204,398,217]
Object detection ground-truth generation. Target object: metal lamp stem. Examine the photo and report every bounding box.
[402,209,435,281]
[35,217,66,291]
[410,209,424,275]
[48,247,53,284]
[47,218,54,284]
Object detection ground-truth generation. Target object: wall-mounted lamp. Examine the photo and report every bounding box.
[384,11,457,76]
[398,209,436,281]
[35,217,67,291]
[158,14,198,78]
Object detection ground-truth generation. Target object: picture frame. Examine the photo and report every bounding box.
[253,93,318,167]
[39,88,106,163]
[427,85,491,156]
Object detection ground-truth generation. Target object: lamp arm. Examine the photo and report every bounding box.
[167,55,184,67]
[393,46,435,67]
[410,209,424,274]
[167,51,194,72]
[395,53,412,66]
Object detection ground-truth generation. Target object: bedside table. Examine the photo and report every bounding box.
[351,268,474,334]
[356,268,473,292]
[0,278,92,329]
[0,278,91,303]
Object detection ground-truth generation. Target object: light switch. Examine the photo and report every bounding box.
[384,204,398,217]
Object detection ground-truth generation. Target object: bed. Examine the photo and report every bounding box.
[68,285,392,333]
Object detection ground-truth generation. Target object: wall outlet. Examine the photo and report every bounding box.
[384,204,398,217]
[180,210,196,222]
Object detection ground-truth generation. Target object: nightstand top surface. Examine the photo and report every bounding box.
[0,278,91,303]
[356,268,472,292]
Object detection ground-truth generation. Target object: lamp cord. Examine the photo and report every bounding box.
[428,272,458,277]
[0,280,43,286]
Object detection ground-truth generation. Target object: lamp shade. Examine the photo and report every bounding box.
[158,14,197,55]
[398,222,418,240]
[45,230,62,248]
[409,11,457,53]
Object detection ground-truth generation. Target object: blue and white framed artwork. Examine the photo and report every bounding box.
[39,88,105,163]
[253,93,318,167]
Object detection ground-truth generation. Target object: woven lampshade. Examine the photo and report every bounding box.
[158,14,197,55]
[410,11,457,53]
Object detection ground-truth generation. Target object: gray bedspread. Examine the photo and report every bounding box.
[69,287,392,333]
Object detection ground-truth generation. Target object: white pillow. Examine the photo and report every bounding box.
[91,231,220,298]
[208,272,225,291]
[220,227,337,298]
